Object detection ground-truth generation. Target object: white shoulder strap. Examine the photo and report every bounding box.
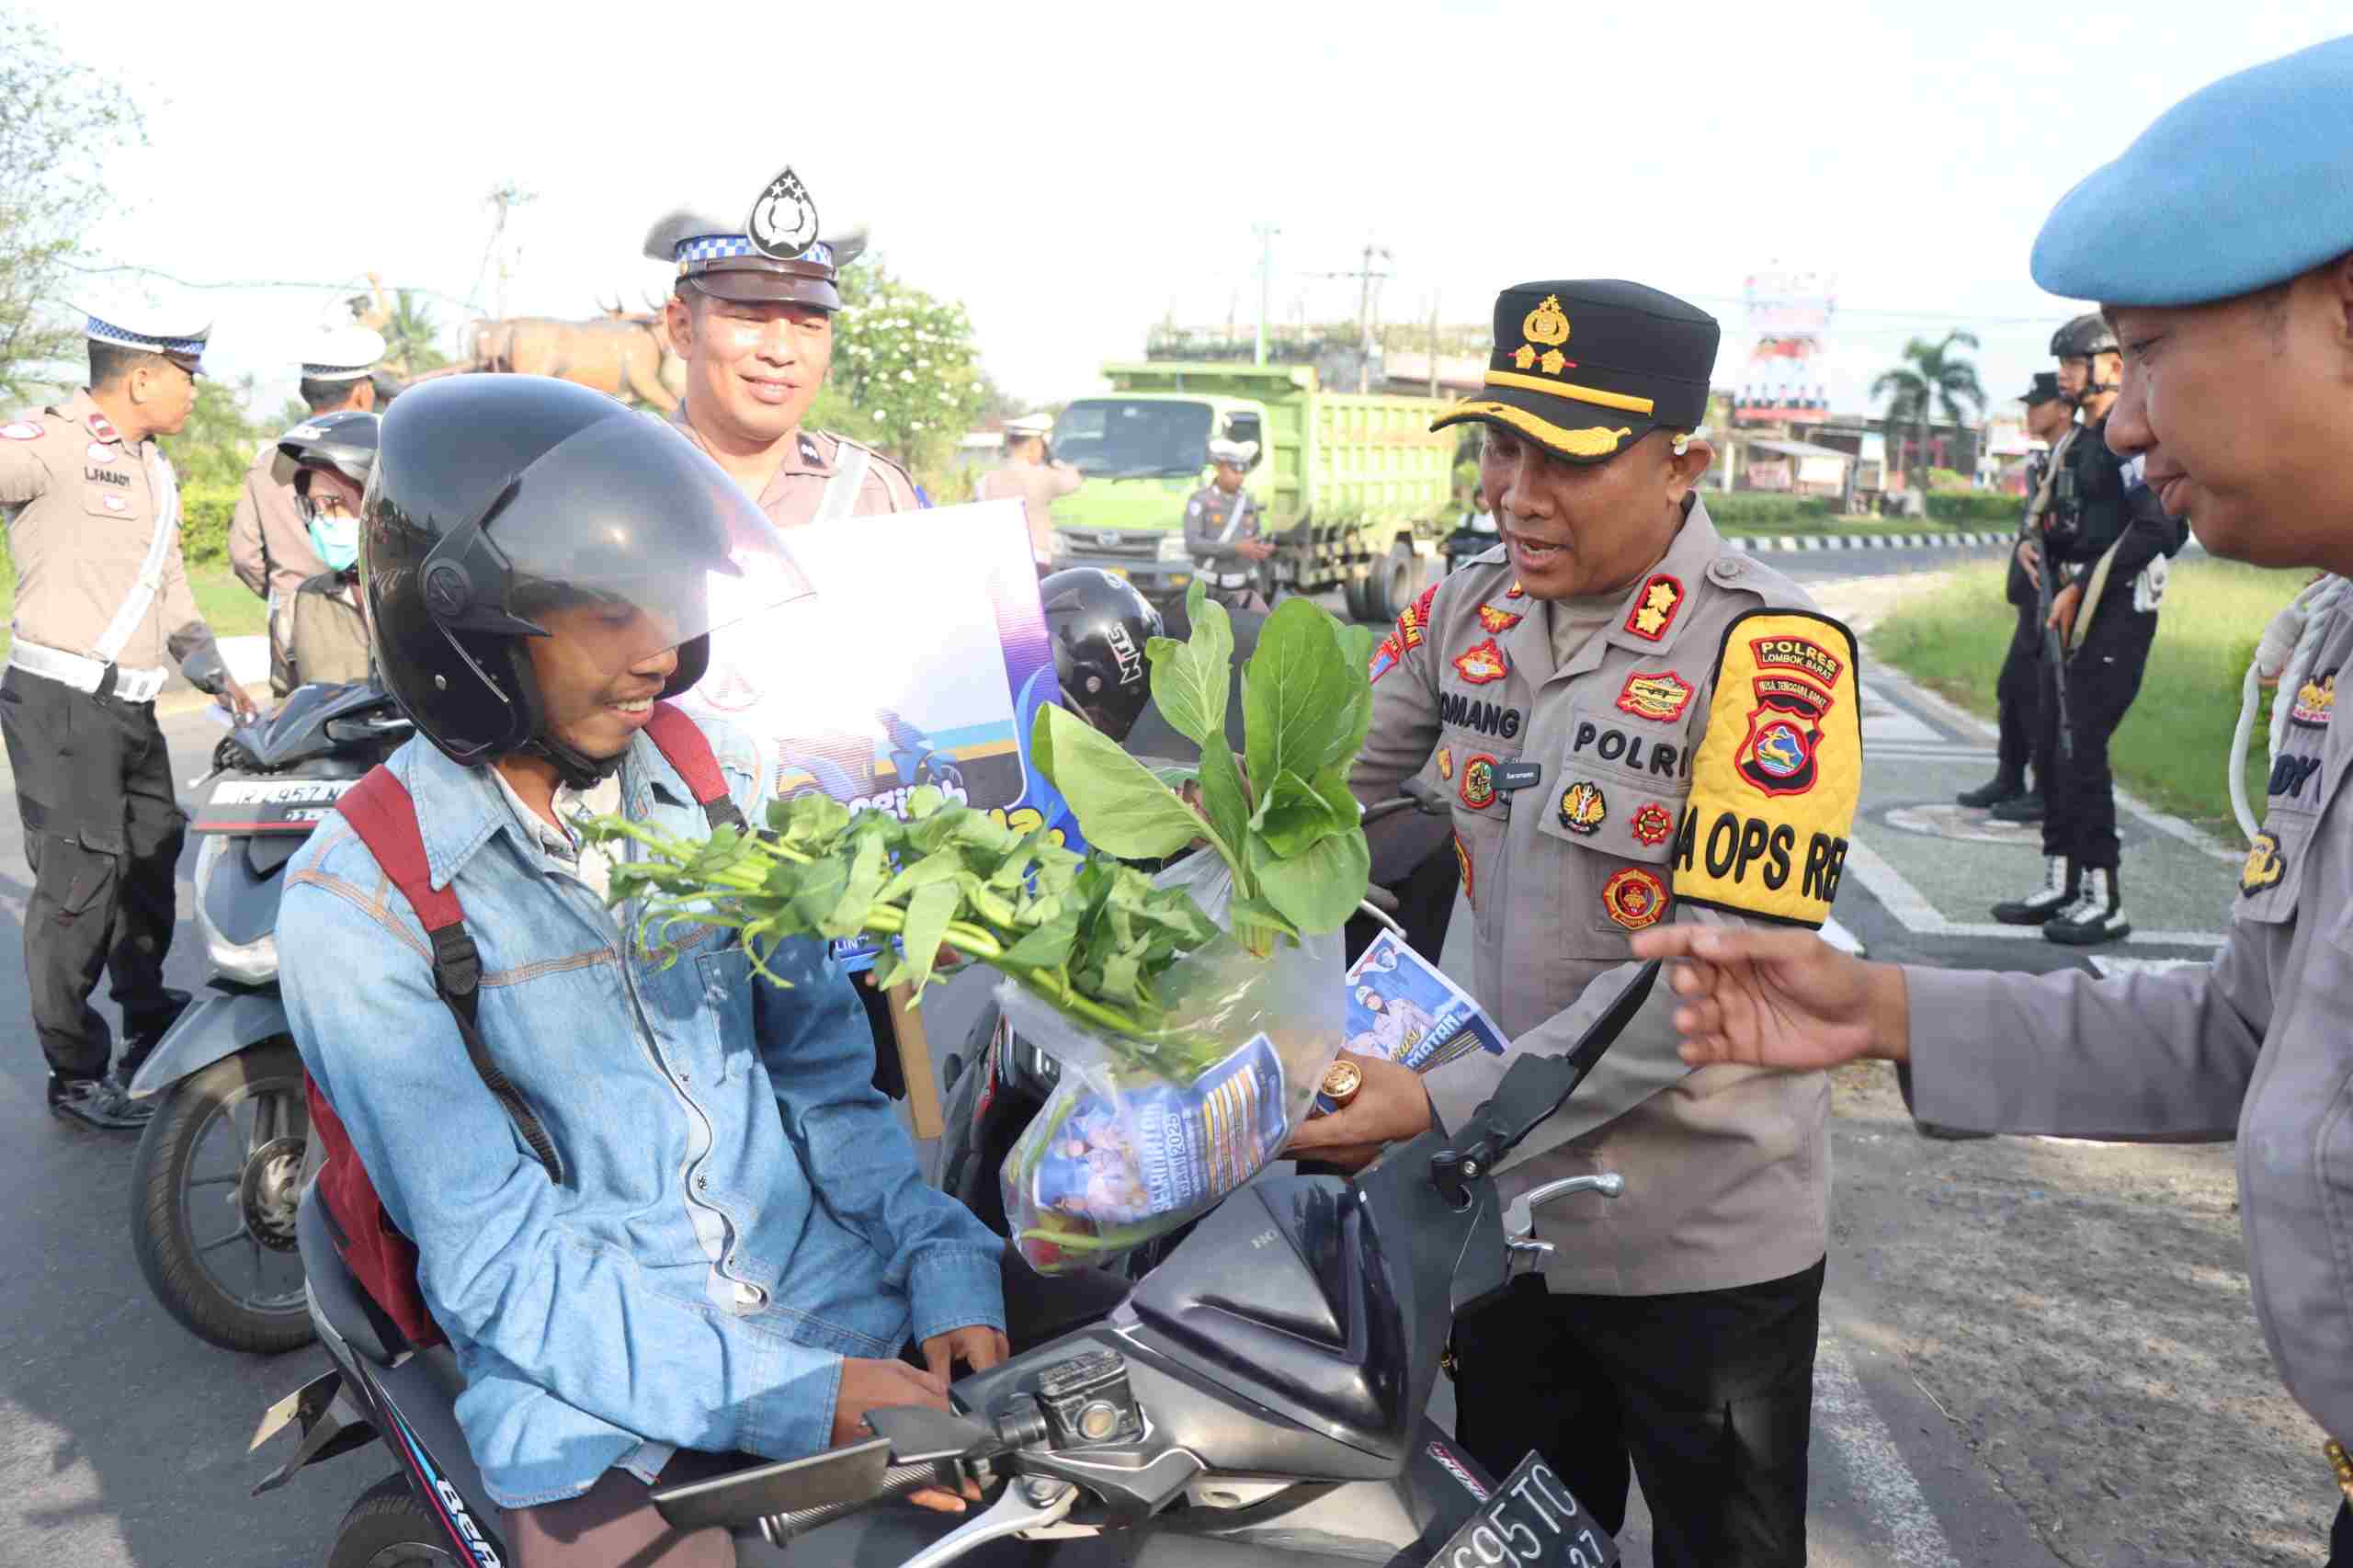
[813,438,871,527]
[92,447,180,663]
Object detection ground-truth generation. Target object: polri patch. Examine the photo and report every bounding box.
[1616,669,1693,723]
[1622,573,1684,641]
[1460,754,1499,810]
[1453,640,1508,685]
[2290,669,2336,730]
[1673,608,1862,928]
[1602,868,1667,930]
[1558,781,1606,835]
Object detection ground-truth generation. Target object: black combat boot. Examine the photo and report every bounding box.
[1989,791,2047,823]
[2045,866,2131,946]
[1956,774,2027,808]
[1994,856,2077,925]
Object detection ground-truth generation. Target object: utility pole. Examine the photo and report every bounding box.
[1251,222,1279,367]
[1427,291,1441,398]
[1309,240,1394,392]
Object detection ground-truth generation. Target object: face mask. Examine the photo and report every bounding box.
[307,513,360,573]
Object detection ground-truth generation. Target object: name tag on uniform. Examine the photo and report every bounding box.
[1494,761,1543,793]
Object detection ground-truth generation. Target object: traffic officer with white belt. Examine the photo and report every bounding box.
[1295,279,1864,1567]
[0,290,257,1130]
[643,176,926,1095]
[229,324,384,695]
[1184,438,1273,611]
[1631,35,2353,1564]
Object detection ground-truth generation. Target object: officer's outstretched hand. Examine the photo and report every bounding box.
[1286,1052,1429,1172]
[1628,927,1909,1071]
[222,676,260,724]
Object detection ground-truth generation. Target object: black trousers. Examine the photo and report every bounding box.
[2332,1500,2352,1566]
[0,667,188,1081]
[1451,1257,1824,1568]
[2036,608,2157,869]
[1994,607,2042,790]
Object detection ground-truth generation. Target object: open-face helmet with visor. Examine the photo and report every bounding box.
[360,374,810,787]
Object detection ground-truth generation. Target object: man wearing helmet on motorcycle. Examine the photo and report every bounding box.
[1040,567,1160,744]
[278,375,1006,1566]
[270,411,378,689]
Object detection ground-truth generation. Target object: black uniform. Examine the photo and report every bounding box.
[1993,449,2050,794]
[2034,415,2180,871]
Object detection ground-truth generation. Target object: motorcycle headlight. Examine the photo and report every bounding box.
[194,835,280,985]
[1156,534,1192,562]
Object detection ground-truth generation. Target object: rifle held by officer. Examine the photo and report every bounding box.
[2035,531,2075,766]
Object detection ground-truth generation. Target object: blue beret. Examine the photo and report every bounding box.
[2032,35,2353,306]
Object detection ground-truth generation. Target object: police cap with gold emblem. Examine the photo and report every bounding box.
[1433,280,1718,465]
[643,165,869,312]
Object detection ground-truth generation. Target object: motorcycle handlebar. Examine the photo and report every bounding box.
[757,1460,961,1545]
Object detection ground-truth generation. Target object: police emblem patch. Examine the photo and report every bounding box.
[1476,604,1525,634]
[1616,670,1694,722]
[0,422,37,441]
[1557,781,1607,835]
[1454,831,1474,909]
[1624,574,1684,641]
[1453,640,1508,685]
[2291,668,2336,730]
[2241,831,2286,897]
[1602,868,1668,930]
[1460,754,1499,810]
[1631,801,1675,846]
[1438,745,1454,780]
[746,165,821,260]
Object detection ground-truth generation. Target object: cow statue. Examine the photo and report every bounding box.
[463,295,686,412]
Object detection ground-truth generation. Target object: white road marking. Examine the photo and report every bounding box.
[1842,836,2226,949]
[1813,1337,1964,1568]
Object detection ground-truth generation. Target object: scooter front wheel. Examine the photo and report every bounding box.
[130,1038,314,1354]
[328,1474,462,1568]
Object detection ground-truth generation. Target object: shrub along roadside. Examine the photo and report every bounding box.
[1870,559,2302,838]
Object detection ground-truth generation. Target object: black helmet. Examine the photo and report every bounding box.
[361,374,807,784]
[273,409,380,503]
[1040,569,1161,744]
[2049,312,2119,359]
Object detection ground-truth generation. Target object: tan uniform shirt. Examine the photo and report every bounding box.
[0,390,216,676]
[665,408,920,526]
[976,459,1083,562]
[1908,601,2353,1444]
[1351,500,1831,1296]
[286,573,372,690]
[229,442,324,691]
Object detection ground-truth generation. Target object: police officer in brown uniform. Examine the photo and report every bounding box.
[0,296,257,1129]
[229,324,384,695]
[976,411,1082,572]
[643,185,919,531]
[1294,281,1864,1567]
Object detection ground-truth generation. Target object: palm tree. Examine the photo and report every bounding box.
[1871,330,1985,489]
[378,287,449,376]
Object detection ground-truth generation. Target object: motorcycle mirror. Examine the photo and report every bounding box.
[1428,960,1660,1208]
[862,1403,998,1463]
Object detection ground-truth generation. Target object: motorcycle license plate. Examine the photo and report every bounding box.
[194,776,358,835]
[1424,1452,1619,1567]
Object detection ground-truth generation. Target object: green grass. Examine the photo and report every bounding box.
[0,557,267,658]
[1870,558,2304,835]
[1711,515,1979,540]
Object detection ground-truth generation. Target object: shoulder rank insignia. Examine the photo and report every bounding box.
[1623,574,1684,641]
[1,421,38,441]
[1672,608,1861,928]
[1476,603,1525,634]
[1506,580,1526,600]
[1616,669,1693,722]
[1453,640,1508,685]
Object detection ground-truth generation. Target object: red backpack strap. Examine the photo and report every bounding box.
[642,700,747,835]
[333,766,563,1185]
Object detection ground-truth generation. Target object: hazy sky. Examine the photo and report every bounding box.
[36,2,2350,422]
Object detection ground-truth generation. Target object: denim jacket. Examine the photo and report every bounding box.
[279,719,1005,1508]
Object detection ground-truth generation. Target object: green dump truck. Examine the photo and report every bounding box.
[1046,361,1458,623]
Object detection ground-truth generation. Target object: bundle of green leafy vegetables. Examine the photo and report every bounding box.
[581,582,1378,1077]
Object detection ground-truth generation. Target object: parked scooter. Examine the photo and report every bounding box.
[128,681,412,1354]
[254,965,1655,1564]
